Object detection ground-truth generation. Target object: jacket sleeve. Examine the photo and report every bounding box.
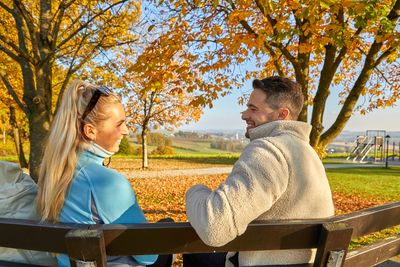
[90,170,158,265]
[186,139,289,247]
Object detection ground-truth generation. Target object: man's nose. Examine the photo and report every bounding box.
[241,110,248,120]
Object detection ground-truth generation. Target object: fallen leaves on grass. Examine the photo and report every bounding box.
[130,174,226,222]
[111,158,232,172]
[332,192,384,214]
[130,174,386,222]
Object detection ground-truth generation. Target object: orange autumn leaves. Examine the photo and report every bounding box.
[130,174,384,222]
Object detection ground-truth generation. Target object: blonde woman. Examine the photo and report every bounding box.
[37,80,171,267]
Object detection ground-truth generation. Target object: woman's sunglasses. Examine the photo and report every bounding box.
[81,86,112,121]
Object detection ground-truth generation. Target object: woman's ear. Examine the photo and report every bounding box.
[82,123,97,141]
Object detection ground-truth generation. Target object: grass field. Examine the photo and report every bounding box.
[327,167,400,202]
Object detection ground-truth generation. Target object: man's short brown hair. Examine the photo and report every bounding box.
[252,76,304,120]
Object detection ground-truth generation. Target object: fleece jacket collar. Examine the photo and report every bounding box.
[249,120,311,143]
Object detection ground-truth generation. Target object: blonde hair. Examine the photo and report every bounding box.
[37,80,121,222]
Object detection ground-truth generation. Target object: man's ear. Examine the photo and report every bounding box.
[82,123,97,141]
[278,108,290,120]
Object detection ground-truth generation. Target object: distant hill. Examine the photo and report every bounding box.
[334,131,400,143]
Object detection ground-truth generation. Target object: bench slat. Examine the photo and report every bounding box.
[0,218,88,253]
[344,235,400,267]
[333,201,400,238]
[94,222,324,255]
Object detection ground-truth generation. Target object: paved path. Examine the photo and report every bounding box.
[122,161,400,179]
[121,167,233,179]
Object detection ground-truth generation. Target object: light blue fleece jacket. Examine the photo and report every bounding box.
[57,149,157,266]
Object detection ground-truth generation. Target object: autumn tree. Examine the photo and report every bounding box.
[0,0,140,179]
[153,0,400,155]
[116,34,209,168]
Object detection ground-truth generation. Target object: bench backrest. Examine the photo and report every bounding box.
[0,201,399,267]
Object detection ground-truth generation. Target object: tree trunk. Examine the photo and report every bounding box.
[141,129,148,169]
[20,60,52,181]
[9,106,28,168]
[318,42,383,150]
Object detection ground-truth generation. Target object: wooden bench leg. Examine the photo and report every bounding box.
[313,222,353,267]
[65,229,107,267]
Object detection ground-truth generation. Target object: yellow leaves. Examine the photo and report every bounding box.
[298,43,313,54]
[214,25,223,35]
[189,96,206,107]
[227,10,253,25]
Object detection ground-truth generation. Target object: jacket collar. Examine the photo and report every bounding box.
[248,120,311,142]
[79,143,114,165]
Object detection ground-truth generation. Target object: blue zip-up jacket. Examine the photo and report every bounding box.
[57,150,157,266]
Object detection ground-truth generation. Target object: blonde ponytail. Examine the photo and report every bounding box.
[37,80,120,221]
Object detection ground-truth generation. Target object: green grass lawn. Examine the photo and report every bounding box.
[326,166,400,249]
[327,167,400,202]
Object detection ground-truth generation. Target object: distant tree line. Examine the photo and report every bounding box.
[174,131,212,140]
[117,133,174,156]
[210,140,246,152]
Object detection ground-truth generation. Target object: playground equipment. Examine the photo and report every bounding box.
[346,130,388,163]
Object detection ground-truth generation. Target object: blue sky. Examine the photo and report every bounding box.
[179,80,400,132]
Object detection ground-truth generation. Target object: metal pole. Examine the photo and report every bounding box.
[393,141,395,160]
[385,138,389,168]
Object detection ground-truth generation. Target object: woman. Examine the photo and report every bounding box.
[37,80,170,267]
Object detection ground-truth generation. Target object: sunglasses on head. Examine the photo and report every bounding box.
[81,85,112,121]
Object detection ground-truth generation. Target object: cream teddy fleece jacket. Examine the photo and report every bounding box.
[186,120,334,266]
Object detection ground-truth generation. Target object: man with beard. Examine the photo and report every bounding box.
[184,76,334,267]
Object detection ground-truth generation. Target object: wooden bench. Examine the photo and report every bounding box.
[0,201,399,267]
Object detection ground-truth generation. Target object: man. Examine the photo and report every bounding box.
[184,76,334,267]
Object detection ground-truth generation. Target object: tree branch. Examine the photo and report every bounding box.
[51,0,77,51]
[0,73,28,114]
[57,0,128,49]
[0,1,13,14]
[11,2,36,63]
[13,0,39,60]
[0,44,20,62]
[319,41,384,147]
[0,34,31,60]
[374,47,396,68]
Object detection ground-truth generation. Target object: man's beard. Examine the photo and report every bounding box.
[245,131,250,139]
